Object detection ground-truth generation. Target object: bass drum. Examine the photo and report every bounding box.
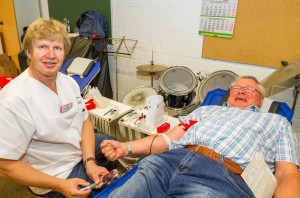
[159,66,197,110]
[198,70,237,102]
[122,86,158,110]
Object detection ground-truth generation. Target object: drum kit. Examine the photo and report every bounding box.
[124,63,238,115]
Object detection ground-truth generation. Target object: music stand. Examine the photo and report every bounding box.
[104,36,138,101]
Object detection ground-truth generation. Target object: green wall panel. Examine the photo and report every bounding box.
[47,0,111,38]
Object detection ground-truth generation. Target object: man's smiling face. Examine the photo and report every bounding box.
[26,38,65,78]
[227,78,264,109]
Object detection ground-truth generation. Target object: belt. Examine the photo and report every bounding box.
[185,145,243,175]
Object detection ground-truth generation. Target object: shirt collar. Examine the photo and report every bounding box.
[223,102,260,112]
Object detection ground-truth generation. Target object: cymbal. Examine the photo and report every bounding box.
[260,61,300,88]
[136,70,162,76]
[136,64,168,74]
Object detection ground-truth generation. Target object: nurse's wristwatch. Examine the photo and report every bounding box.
[83,157,96,167]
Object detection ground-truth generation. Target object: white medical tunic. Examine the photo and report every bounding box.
[0,69,88,194]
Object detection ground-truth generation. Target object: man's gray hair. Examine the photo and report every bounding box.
[230,76,266,96]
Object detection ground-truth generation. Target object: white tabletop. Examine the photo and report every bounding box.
[118,108,179,136]
[88,98,132,122]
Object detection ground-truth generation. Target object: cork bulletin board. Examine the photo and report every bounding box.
[202,0,300,68]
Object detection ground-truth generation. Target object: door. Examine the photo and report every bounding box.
[0,0,21,70]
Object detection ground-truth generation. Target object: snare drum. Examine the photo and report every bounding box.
[122,86,158,110]
[159,66,197,110]
[198,70,237,102]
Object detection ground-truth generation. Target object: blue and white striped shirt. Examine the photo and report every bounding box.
[170,105,299,172]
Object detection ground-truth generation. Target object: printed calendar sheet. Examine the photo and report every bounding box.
[199,0,239,38]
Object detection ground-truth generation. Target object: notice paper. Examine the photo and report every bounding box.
[146,95,164,129]
[241,153,277,198]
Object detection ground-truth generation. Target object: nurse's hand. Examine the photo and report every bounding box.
[60,178,91,198]
[85,162,109,189]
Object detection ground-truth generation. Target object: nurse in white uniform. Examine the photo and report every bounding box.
[0,18,116,198]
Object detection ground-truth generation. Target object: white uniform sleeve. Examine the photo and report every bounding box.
[0,96,35,160]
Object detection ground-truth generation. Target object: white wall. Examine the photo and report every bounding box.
[39,0,50,19]
[13,0,49,48]
[14,0,41,47]
[109,0,299,151]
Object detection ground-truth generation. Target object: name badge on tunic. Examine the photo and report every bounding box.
[60,102,73,113]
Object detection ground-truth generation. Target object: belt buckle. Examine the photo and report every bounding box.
[195,145,204,156]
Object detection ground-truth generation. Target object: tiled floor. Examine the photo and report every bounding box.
[0,179,36,198]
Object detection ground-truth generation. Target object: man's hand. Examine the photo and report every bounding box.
[101,140,127,161]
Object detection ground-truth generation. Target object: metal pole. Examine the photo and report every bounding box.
[292,82,299,111]
[115,57,119,101]
[114,37,125,101]
[150,73,154,87]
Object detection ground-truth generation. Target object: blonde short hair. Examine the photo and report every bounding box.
[230,76,266,96]
[23,18,71,56]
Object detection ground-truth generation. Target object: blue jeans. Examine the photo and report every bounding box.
[42,133,116,198]
[110,149,254,198]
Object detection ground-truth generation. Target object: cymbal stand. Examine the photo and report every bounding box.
[149,72,155,87]
[149,50,155,87]
[292,74,300,111]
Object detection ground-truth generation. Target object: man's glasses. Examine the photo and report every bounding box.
[230,85,260,94]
